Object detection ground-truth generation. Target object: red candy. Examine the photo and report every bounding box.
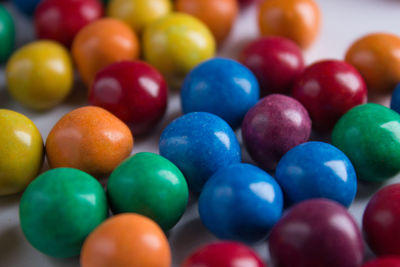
[363,257,400,267]
[89,61,168,135]
[35,0,103,47]
[292,60,367,131]
[182,242,265,267]
[240,36,304,96]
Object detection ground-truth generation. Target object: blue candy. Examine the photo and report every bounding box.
[391,83,400,114]
[275,141,357,207]
[159,112,241,193]
[199,163,283,243]
[12,0,41,16]
[181,58,260,129]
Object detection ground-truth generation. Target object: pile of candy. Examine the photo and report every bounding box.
[2,0,400,266]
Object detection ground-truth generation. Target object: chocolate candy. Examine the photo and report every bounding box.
[0,4,15,62]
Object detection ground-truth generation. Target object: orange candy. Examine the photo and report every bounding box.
[46,106,133,176]
[72,18,139,85]
[81,213,171,267]
[176,0,239,44]
[345,33,400,94]
[258,0,321,49]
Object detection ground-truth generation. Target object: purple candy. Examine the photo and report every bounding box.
[241,94,311,170]
[269,199,364,267]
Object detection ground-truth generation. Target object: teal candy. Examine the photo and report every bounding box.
[19,168,108,258]
[0,5,15,62]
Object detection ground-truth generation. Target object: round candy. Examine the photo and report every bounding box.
[345,33,400,94]
[258,0,321,49]
[182,242,265,267]
[89,61,168,135]
[159,112,241,193]
[176,0,238,44]
[81,213,171,267]
[108,0,171,33]
[269,199,364,267]
[0,5,15,62]
[363,184,400,256]
[35,0,103,47]
[275,141,357,207]
[143,13,215,87]
[363,257,400,267]
[6,41,74,110]
[239,36,304,95]
[46,106,134,176]
[12,0,41,16]
[72,18,139,84]
[391,84,400,113]
[332,103,400,182]
[242,94,311,170]
[107,152,189,231]
[181,58,259,129]
[292,60,367,131]
[19,168,108,258]
[0,110,43,196]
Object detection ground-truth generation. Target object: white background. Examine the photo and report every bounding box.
[1,0,400,266]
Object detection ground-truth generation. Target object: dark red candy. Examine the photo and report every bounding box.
[89,61,168,135]
[240,36,304,96]
[362,257,400,267]
[292,59,367,131]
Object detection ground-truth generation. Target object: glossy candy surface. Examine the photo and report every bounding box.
[239,36,304,95]
[19,168,108,258]
[72,18,139,84]
[6,41,73,110]
[12,0,41,16]
[258,0,321,49]
[391,84,400,113]
[182,242,265,267]
[363,257,400,267]
[0,5,15,62]
[181,58,259,129]
[81,213,171,267]
[107,152,189,231]
[199,163,283,243]
[176,0,238,44]
[345,33,400,94]
[159,112,241,193]
[269,199,364,267]
[242,94,311,170]
[35,0,103,47]
[293,60,367,131]
[332,104,400,182]
[275,141,357,207]
[0,110,43,196]
[89,61,168,135]
[46,106,133,176]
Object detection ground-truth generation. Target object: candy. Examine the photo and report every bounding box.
[0,5,15,62]
[258,0,321,49]
[239,36,304,96]
[11,0,41,16]
[19,168,108,258]
[292,60,367,131]
[46,106,133,176]
[345,33,400,94]
[242,94,311,170]
[72,18,139,84]
[392,84,400,114]
[107,152,189,231]
[182,242,265,267]
[363,184,400,256]
[332,104,400,182]
[181,58,259,129]
[159,112,240,193]
[275,141,357,207]
[176,0,238,44]
[89,61,168,135]
[0,110,43,196]
[269,199,364,267]
[81,213,171,267]
[6,41,73,110]
[35,0,103,47]
[362,257,400,267]
[108,0,171,33]
[199,163,283,243]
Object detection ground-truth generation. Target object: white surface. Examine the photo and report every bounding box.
[1,0,400,266]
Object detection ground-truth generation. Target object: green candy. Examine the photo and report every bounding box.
[107,152,189,231]
[0,5,15,62]
[19,168,108,258]
[332,103,400,182]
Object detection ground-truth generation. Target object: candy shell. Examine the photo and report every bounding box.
[0,4,15,62]
[12,0,41,16]
[362,257,400,267]
[391,84,400,113]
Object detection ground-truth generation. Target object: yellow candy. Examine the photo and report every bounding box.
[0,110,44,195]
[6,41,74,110]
